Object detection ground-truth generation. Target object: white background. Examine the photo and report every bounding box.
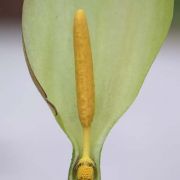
[0,21,180,180]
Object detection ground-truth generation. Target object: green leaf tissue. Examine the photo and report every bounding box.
[22,0,174,179]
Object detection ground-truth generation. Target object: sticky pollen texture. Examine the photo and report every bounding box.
[77,164,94,180]
[73,9,95,128]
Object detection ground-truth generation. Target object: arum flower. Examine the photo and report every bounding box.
[22,0,174,179]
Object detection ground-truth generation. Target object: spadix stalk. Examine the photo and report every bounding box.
[74,9,95,180]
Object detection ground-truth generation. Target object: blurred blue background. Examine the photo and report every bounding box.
[0,1,180,180]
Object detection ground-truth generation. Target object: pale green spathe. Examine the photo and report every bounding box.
[22,0,174,179]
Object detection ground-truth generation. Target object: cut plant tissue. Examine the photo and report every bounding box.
[22,0,174,179]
